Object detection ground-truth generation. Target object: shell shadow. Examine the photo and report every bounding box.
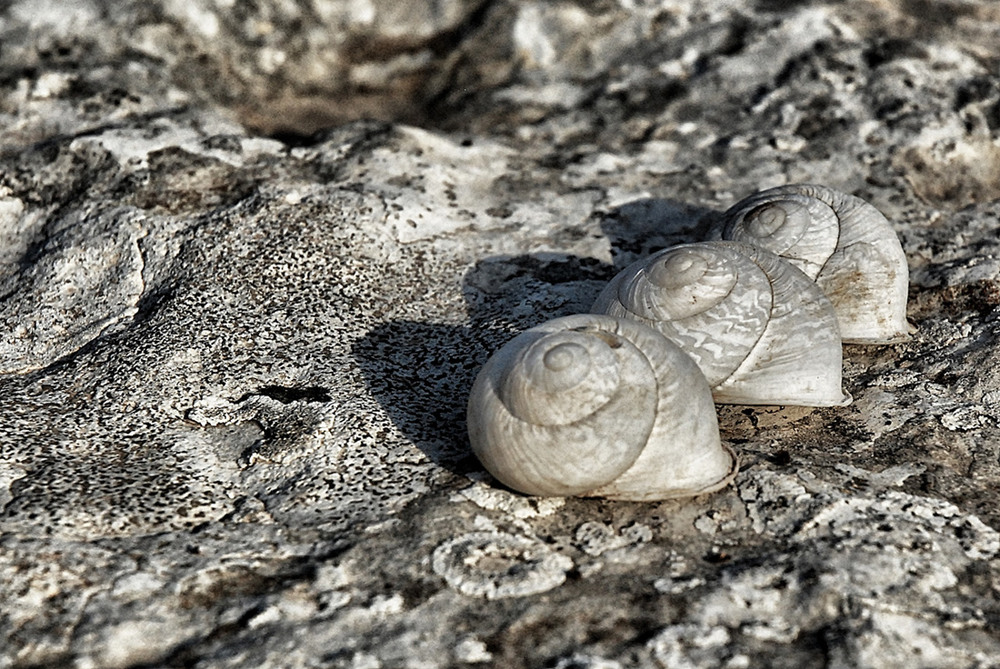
[600,197,722,272]
[352,320,489,477]
[352,255,616,477]
[461,252,616,329]
[460,197,720,328]
[353,196,720,478]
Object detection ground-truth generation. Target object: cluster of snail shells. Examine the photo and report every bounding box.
[467,184,909,501]
[717,184,910,344]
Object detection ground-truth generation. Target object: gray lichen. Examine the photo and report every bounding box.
[432,531,574,599]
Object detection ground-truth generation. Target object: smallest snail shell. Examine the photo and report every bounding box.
[467,314,737,501]
[720,184,910,344]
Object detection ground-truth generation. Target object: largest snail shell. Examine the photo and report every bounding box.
[592,241,850,407]
[467,314,737,501]
[719,184,909,344]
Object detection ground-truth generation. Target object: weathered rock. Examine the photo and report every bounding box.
[2,1,1000,667]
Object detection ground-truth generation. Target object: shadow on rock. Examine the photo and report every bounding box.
[459,197,720,330]
[600,197,722,272]
[354,256,615,479]
[461,252,616,331]
[353,320,499,478]
[355,196,720,480]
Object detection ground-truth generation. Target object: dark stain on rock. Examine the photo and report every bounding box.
[239,385,333,404]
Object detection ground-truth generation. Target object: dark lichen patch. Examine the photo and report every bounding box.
[177,559,315,610]
[0,449,235,539]
[237,386,332,405]
[125,147,259,215]
[0,139,123,210]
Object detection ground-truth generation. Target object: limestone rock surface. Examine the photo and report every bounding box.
[3,1,1000,667]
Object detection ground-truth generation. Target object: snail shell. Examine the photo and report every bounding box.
[592,241,850,407]
[467,313,737,501]
[719,184,909,344]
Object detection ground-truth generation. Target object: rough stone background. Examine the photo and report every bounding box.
[2,0,1000,667]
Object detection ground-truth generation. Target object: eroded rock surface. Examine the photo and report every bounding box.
[2,1,1000,667]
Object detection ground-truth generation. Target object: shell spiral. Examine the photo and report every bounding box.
[467,314,736,501]
[719,184,910,344]
[592,241,850,407]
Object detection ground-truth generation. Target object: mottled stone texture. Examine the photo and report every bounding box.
[2,1,1000,667]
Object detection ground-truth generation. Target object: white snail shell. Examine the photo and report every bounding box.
[467,314,737,501]
[592,241,850,407]
[719,184,910,344]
